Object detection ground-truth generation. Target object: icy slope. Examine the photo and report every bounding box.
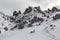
[0,12,16,35]
[0,6,60,40]
[0,25,57,40]
[1,19,60,40]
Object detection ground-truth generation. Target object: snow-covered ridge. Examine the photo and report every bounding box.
[0,12,16,34]
[0,6,60,40]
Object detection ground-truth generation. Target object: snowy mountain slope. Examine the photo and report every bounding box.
[0,26,56,40]
[0,6,60,40]
[0,12,16,35]
[0,19,60,40]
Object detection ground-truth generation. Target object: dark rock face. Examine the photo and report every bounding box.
[23,6,32,14]
[27,23,33,27]
[10,25,17,30]
[52,7,60,13]
[47,16,49,18]
[16,20,21,23]
[23,21,28,25]
[46,9,51,13]
[18,24,24,29]
[44,7,60,13]
[34,6,41,13]
[11,23,25,30]
[18,10,21,14]
[33,16,44,23]
[4,27,8,31]
[44,8,51,13]
[50,25,53,27]
[48,9,51,12]
[30,29,35,34]
[0,31,1,34]
[10,17,15,22]
[50,24,56,30]
[34,6,46,16]
[13,11,17,16]
[41,12,46,17]
[13,10,21,18]
[52,7,57,13]
[53,14,60,20]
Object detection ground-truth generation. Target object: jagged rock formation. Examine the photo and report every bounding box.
[11,6,46,30]
[0,6,60,40]
[10,6,60,30]
[0,6,60,35]
[0,12,16,34]
[52,7,60,13]
[53,14,60,20]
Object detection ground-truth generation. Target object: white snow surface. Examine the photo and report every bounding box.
[0,8,60,40]
[0,19,60,40]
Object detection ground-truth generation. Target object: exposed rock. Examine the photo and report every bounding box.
[4,27,8,31]
[53,14,60,20]
[13,11,18,16]
[18,24,24,29]
[10,25,17,30]
[23,6,32,14]
[50,25,53,27]
[47,16,49,18]
[34,6,41,13]
[52,7,60,13]
[18,10,21,14]
[27,24,33,27]
[0,31,1,34]
[30,29,35,34]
